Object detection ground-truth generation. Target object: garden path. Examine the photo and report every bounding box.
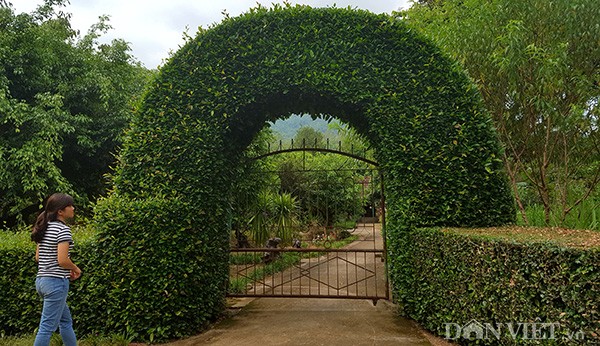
[162,224,440,346]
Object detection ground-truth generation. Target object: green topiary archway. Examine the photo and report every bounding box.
[88,5,514,340]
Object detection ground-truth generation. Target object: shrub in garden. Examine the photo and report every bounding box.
[398,228,599,345]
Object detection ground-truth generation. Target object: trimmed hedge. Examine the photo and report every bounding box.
[397,227,599,345]
[3,5,515,341]
[77,195,228,341]
[0,229,94,337]
[0,231,38,336]
[0,197,227,341]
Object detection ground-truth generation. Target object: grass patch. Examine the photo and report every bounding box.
[228,252,301,294]
[229,252,262,265]
[0,334,35,346]
[443,225,600,249]
[518,200,600,231]
[333,220,357,230]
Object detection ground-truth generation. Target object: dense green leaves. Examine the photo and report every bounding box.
[397,228,599,345]
[117,4,514,226]
[75,196,228,341]
[401,0,600,226]
[0,84,76,223]
[0,2,151,226]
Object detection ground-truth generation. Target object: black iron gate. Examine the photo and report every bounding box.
[228,147,389,303]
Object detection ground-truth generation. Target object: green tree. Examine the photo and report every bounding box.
[327,121,374,159]
[293,125,324,148]
[59,15,153,202]
[401,0,600,226]
[0,1,151,226]
[277,152,367,226]
[0,81,74,224]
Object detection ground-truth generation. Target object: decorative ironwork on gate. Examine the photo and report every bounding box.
[253,138,379,167]
[228,143,389,302]
[229,222,388,303]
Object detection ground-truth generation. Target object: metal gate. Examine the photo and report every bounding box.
[228,146,389,303]
[228,222,388,302]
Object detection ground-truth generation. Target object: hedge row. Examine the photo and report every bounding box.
[0,229,94,337]
[79,195,228,341]
[393,227,599,345]
[0,231,39,336]
[0,195,227,342]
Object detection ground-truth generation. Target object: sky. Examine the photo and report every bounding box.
[12,0,412,69]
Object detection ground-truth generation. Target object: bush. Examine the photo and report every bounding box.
[76,195,228,341]
[394,227,599,345]
[0,231,38,336]
[0,228,95,337]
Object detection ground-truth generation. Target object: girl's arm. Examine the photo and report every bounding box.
[57,242,81,280]
[35,244,39,262]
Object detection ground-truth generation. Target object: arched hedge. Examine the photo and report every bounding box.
[87,4,514,340]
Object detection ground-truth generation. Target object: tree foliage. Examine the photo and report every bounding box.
[293,125,324,148]
[274,152,368,226]
[401,0,600,226]
[0,1,151,226]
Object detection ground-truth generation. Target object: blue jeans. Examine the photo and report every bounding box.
[34,277,77,346]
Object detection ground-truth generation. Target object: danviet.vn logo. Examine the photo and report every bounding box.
[444,320,586,341]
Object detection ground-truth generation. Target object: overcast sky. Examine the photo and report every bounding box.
[12,1,412,69]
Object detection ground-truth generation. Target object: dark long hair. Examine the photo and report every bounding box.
[31,193,75,243]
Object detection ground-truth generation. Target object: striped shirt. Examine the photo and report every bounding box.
[37,221,73,279]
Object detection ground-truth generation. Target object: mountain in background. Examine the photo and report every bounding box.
[268,114,332,140]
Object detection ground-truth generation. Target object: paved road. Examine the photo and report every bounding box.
[164,223,433,346]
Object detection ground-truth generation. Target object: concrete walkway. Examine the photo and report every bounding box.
[166,298,431,346]
[164,224,434,346]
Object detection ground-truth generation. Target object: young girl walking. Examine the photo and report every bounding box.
[31,193,82,346]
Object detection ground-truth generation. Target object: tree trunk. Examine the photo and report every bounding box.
[504,155,529,225]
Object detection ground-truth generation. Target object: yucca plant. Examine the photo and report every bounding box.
[248,190,274,247]
[248,190,299,246]
[272,192,299,244]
